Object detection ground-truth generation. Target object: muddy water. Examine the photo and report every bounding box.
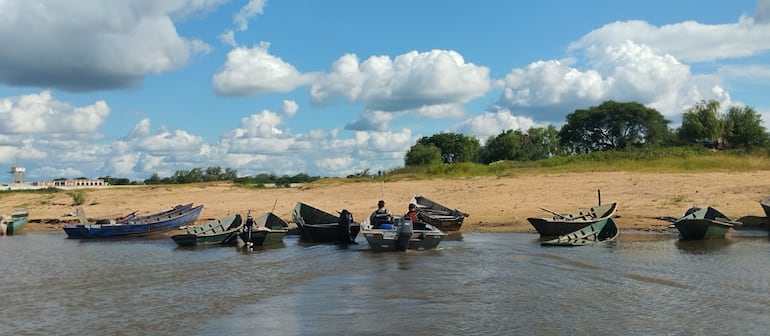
[2,231,769,335]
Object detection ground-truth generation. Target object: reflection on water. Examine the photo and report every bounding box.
[2,231,770,335]
[675,237,733,254]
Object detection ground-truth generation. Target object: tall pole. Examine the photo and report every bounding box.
[597,189,602,206]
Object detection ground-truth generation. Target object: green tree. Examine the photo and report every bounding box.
[526,125,562,159]
[724,105,768,151]
[99,176,131,185]
[203,166,223,181]
[144,173,161,185]
[559,101,670,153]
[404,143,442,166]
[223,168,238,181]
[480,129,526,163]
[480,126,562,163]
[677,99,724,144]
[416,132,480,163]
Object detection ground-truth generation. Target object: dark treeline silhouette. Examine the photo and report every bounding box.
[140,167,321,187]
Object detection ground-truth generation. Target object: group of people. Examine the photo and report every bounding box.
[369,200,421,227]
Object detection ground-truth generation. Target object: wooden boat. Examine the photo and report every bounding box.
[237,212,290,248]
[673,206,738,240]
[63,204,204,239]
[171,214,243,246]
[541,217,619,246]
[291,202,359,243]
[760,196,770,218]
[527,202,618,238]
[410,195,468,231]
[1,208,29,235]
[360,216,446,252]
[131,203,193,223]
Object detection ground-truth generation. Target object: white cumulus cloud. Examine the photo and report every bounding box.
[213,42,319,96]
[454,110,539,140]
[569,17,770,63]
[0,0,213,91]
[312,50,491,130]
[0,91,109,136]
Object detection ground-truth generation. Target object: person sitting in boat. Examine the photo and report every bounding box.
[405,204,429,230]
[405,203,420,222]
[370,200,392,228]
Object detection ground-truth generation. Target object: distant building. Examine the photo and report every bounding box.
[33,179,108,188]
[5,165,108,189]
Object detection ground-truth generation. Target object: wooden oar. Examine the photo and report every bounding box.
[539,207,569,220]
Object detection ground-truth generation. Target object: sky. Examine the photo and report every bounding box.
[1,0,770,182]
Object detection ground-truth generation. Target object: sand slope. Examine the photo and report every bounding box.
[3,171,770,233]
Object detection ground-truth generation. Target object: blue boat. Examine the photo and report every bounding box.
[63,204,204,239]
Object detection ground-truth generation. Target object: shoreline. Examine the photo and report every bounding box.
[3,171,770,235]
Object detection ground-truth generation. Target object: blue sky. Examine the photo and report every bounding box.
[1,0,769,182]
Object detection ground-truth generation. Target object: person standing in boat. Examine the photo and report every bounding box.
[370,200,392,228]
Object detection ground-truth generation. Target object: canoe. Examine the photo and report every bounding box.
[673,206,737,240]
[410,195,468,232]
[131,203,193,223]
[527,202,618,238]
[237,212,290,248]
[63,204,204,239]
[291,202,359,243]
[360,216,446,252]
[1,208,29,235]
[171,214,242,246]
[541,217,619,246]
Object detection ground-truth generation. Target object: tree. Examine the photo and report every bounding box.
[99,176,131,185]
[223,168,238,181]
[526,125,562,159]
[677,99,724,144]
[144,173,161,185]
[559,101,670,153]
[404,143,442,166]
[203,166,223,181]
[480,126,562,163]
[724,105,768,151]
[480,129,526,163]
[416,132,480,163]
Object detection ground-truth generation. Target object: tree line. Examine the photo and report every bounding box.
[404,100,769,165]
[95,167,321,186]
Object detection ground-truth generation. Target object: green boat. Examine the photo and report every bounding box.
[1,208,29,235]
[673,206,738,240]
[528,202,617,238]
[171,214,243,246]
[541,217,619,246]
[237,212,290,248]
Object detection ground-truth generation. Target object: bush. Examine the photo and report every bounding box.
[70,190,86,205]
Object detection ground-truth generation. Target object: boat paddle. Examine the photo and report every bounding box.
[539,207,570,220]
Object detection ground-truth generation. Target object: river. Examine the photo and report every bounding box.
[2,231,769,335]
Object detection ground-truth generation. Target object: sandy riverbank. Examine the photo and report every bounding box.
[3,171,770,234]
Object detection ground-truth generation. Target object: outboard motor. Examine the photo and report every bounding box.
[243,214,256,249]
[396,218,414,252]
[338,209,354,243]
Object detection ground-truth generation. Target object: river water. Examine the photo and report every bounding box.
[2,231,769,335]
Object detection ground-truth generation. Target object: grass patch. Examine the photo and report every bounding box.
[70,190,86,205]
[0,187,61,195]
[384,147,770,180]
